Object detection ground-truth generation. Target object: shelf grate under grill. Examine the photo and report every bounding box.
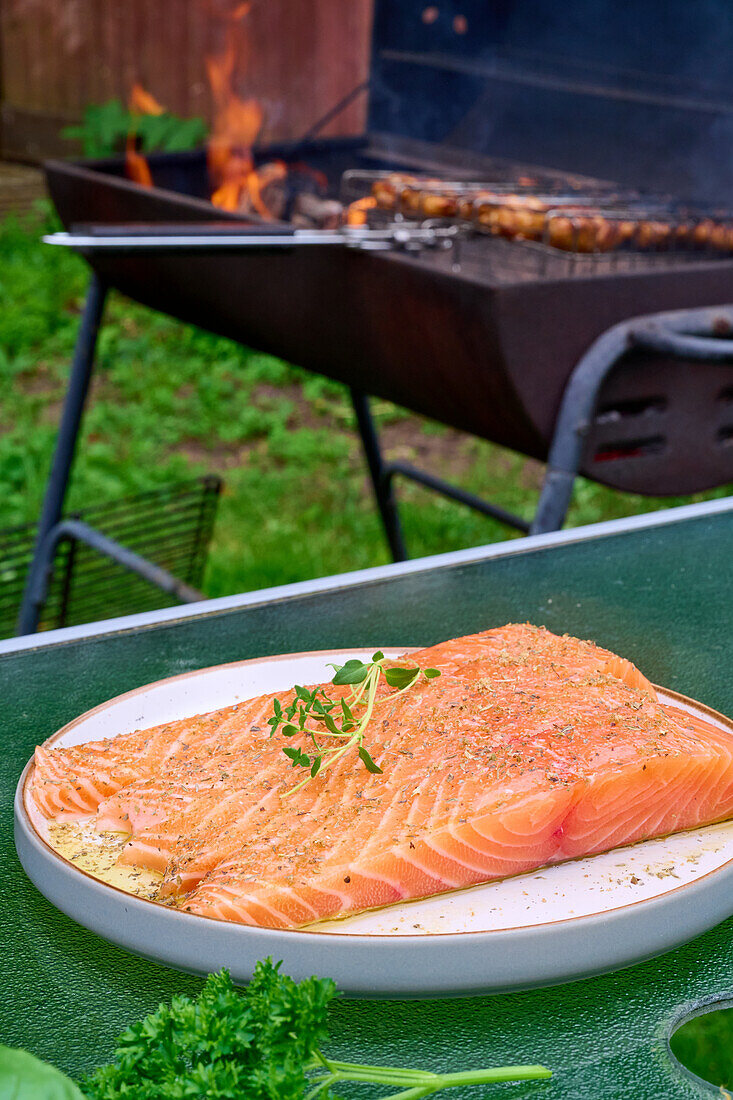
[0,476,221,639]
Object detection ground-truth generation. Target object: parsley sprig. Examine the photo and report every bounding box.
[268,653,440,796]
[76,960,551,1098]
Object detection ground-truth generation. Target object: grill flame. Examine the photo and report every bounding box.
[206,1,283,216]
[125,82,165,188]
[123,3,337,224]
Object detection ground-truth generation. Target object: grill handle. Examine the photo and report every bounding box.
[531,305,733,535]
[630,311,733,361]
[72,222,297,238]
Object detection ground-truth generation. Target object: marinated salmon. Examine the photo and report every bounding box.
[31,624,733,929]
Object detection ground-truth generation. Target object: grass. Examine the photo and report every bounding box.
[670,1008,733,1093]
[1,204,731,600]
[2,204,733,1086]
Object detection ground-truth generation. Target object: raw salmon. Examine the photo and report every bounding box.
[31,624,733,929]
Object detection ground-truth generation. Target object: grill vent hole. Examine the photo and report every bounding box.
[717,426,733,447]
[595,396,666,424]
[593,436,665,462]
[718,386,733,406]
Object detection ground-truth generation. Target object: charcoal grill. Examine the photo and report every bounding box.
[19,0,733,632]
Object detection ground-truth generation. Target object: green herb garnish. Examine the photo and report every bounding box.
[1,963,551,1097]
[268,653,441,795]
[76,960,550,1098]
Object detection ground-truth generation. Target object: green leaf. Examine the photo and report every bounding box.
[283,745,311,768]
[0,1045,85,1099]
[310,755,322,777]
[323,713,340,735]
[358,746,383,774]
[424,668,441,679]
[372,650,385,662]
[62,98,207,158]
[159,115,207,152]
[384,665,420,689]
[331,659,370,685]
[281,723,299,736]
[340,698,354,722]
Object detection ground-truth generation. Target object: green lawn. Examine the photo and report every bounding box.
[1,205,730,599]
[2,205,733,1089]
[670,1007,733,1093]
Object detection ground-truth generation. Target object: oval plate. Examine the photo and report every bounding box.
[14,649,733,997]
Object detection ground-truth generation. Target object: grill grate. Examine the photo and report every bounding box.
[0,477,221,639]
[377,229,718,287]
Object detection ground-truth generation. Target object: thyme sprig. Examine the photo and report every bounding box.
[269,652,440,796]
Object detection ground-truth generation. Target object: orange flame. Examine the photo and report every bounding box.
[125,83,165,188]
[125,143,154,188]
[129,83,165,116]
[205,2,278,214]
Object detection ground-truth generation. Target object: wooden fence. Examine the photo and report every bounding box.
[0,0,373,161]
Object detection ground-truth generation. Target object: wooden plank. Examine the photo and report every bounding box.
[167,0,192,116]
[0,4,29,114]
[1,103,78,160]
[97,0,118,105]
[186,0,211,121]
[0,160,47,214]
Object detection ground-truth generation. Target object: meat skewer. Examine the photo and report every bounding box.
[365,172,733,256]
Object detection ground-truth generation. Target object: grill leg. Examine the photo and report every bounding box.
[16,274,108,635]
[349,388,408,562]
[530,468,578,535]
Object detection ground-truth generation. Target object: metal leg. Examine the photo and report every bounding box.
[383,459,530,533]
[530,322,632,536]
[349,388,408,562]
[16,274,108,634]
[23,520,204,621]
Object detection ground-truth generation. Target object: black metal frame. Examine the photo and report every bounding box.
[17,266,733,635]
[349,306,733,555]
[15,274,208,635]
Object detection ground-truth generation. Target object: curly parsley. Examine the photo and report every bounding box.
[2,961,551,1098]
[83,961,549,1099]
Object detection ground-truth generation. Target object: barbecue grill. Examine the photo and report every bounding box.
[19,0,733,632]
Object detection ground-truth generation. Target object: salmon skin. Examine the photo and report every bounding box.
[31,624,733,930]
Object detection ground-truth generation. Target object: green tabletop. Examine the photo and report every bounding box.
[3,500,733,1098]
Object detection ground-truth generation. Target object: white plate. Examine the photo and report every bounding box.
[14,649,733,997]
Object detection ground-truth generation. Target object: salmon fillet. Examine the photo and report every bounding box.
[31,624,733,929]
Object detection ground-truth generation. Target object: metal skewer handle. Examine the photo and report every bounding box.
[43,223,460,254]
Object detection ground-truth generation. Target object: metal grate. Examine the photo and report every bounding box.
[0,476,221,639]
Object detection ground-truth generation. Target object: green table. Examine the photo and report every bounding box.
[3,500,733,1098]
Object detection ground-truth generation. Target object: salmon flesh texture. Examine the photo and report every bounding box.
[31,624,733,929]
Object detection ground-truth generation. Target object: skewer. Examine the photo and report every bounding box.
[43,222,461,254]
